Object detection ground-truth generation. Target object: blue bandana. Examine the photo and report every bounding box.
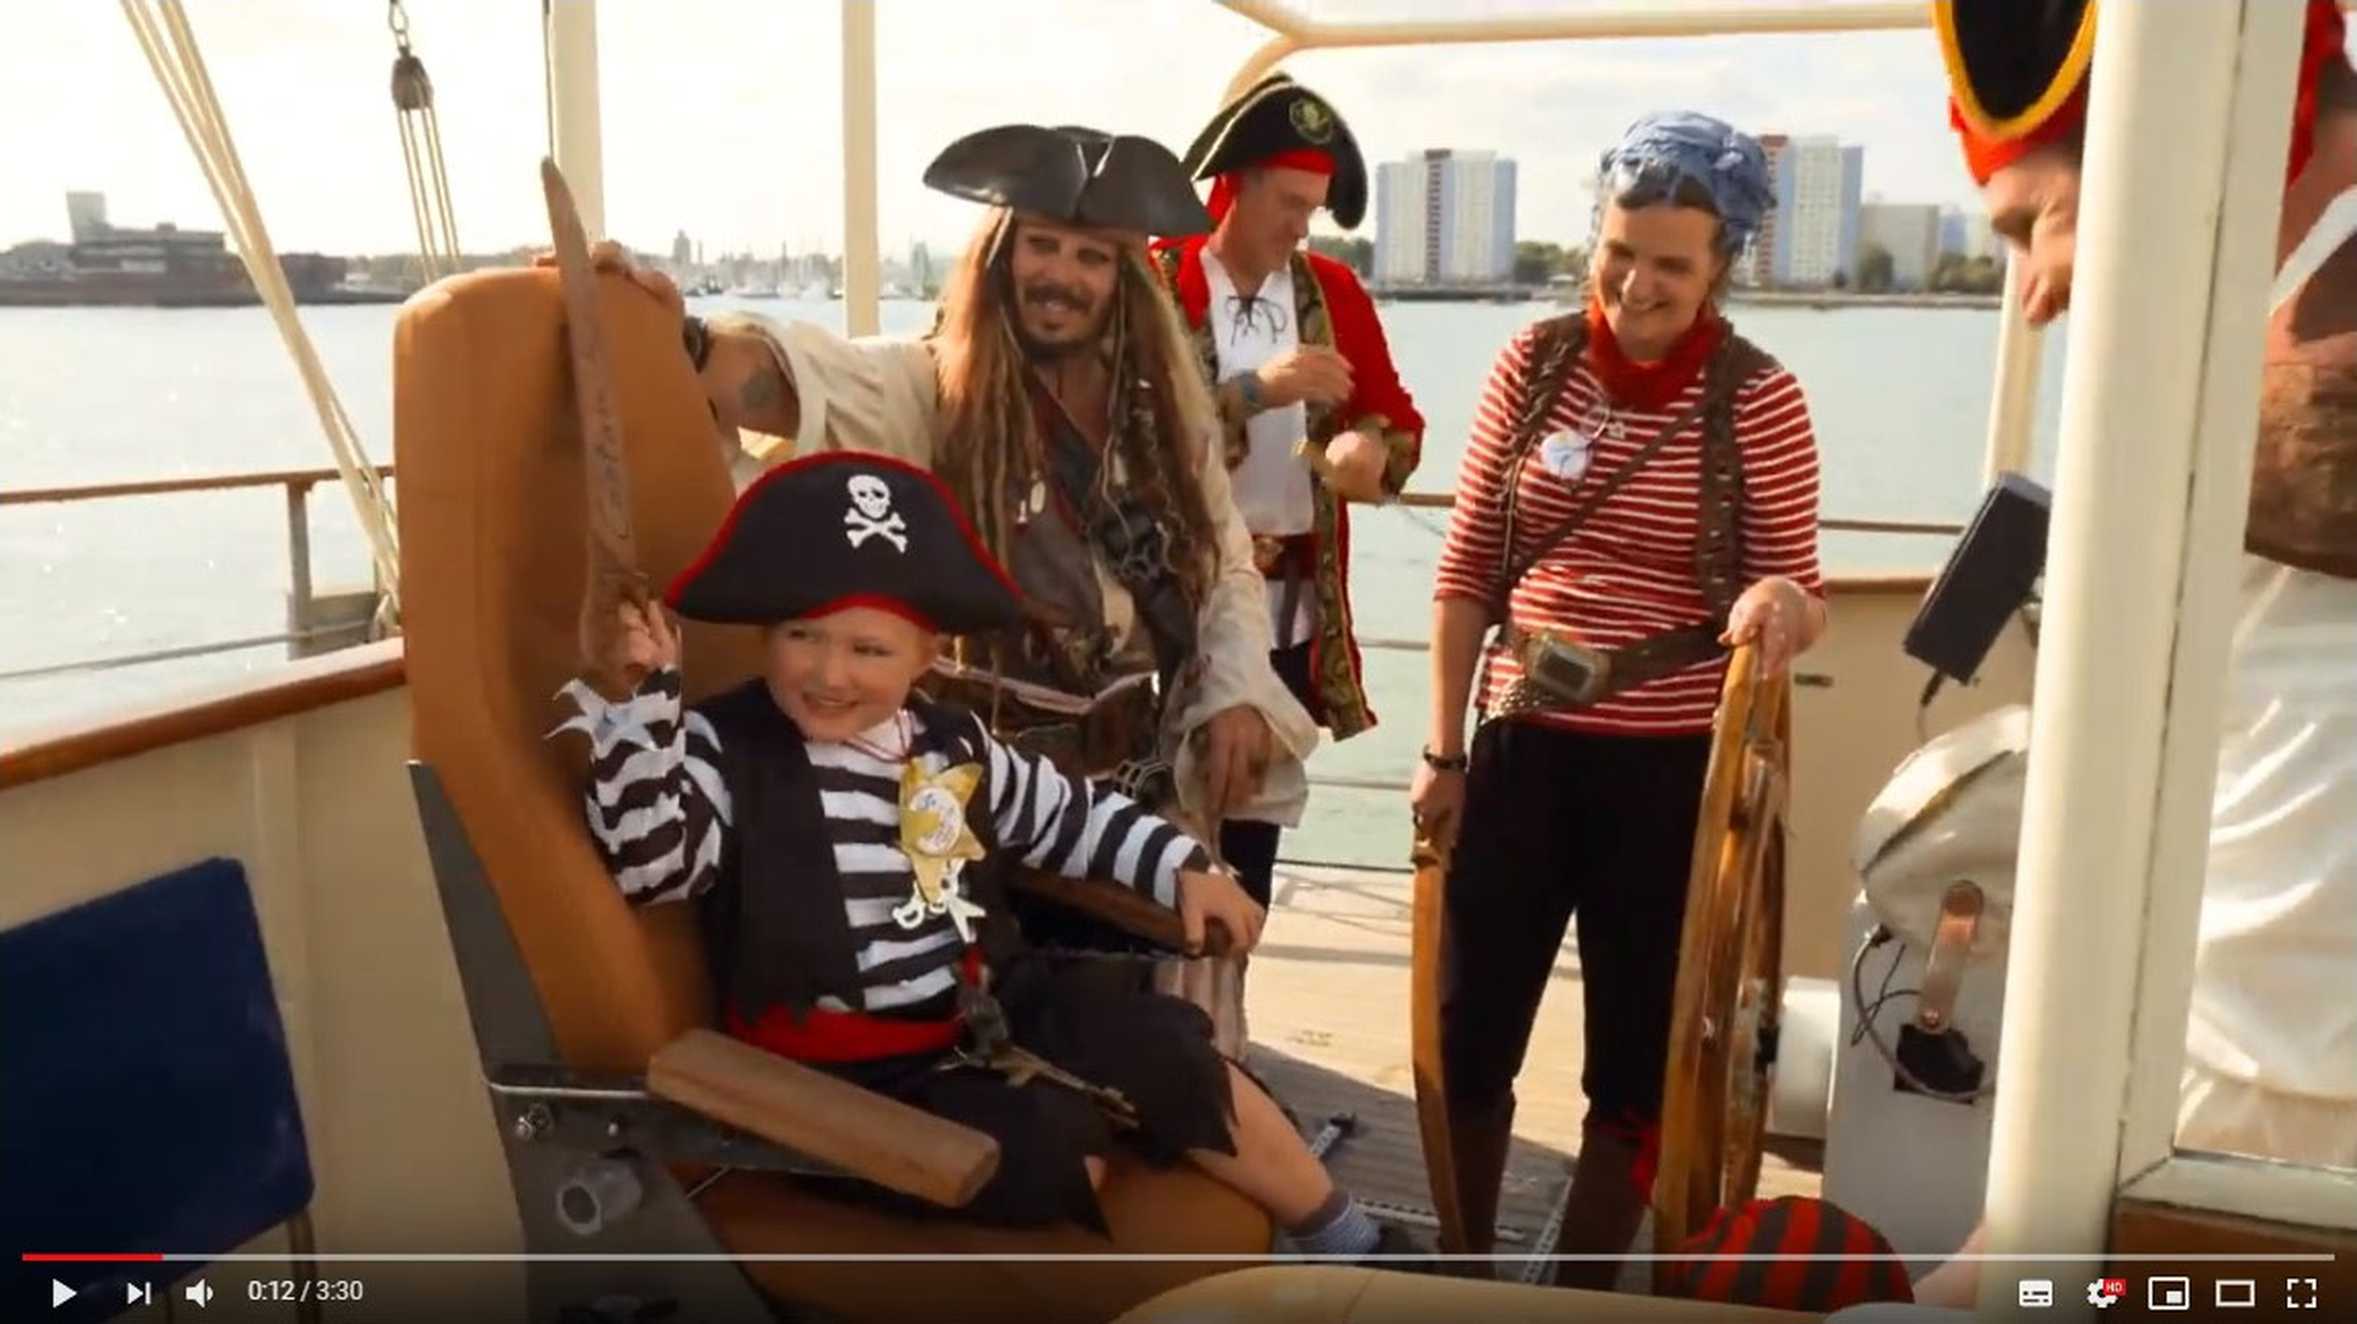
[1595,111,1775,255]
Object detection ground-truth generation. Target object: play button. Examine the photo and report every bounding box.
[51,1279,74,1308]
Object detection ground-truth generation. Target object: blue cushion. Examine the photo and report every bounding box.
[1,858,312,1307]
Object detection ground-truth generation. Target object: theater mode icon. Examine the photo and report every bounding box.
[2017,1278,2055,1307]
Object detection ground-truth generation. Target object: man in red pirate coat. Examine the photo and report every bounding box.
[1153,74,1425,904]
[1913,1,2357,1302]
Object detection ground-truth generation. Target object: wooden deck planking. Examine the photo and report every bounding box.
[1241,862,1821,1256]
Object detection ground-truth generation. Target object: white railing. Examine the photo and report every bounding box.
[0,466,388,681]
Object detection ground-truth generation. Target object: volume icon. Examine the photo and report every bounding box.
[182,1280,214,1308]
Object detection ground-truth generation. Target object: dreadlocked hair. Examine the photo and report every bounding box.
[930,207,1222,612]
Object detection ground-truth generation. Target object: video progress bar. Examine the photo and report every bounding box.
[20,1252,2342,1264]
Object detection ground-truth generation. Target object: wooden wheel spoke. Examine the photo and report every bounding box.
[1652,647,1791,1291]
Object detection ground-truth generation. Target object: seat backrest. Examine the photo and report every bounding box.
[395,267,765,1072]
[0,858,311,1305]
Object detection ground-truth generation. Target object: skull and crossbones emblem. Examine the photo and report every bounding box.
[843,474,908,552]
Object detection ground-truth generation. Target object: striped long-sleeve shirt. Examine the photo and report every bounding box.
[1432,324,1824,736]
[558,669,1208,1013]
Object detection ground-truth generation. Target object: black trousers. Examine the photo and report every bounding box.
[1437,718,1711,1128]
[821,957,1237,1231]
[1218,640,1317,907]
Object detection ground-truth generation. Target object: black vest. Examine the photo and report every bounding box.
[694,683,1022,1019]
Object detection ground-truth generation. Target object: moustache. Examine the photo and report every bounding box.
[1020,282,1094,315]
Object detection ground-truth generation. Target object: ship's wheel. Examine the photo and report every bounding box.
[1650,644,1789,1286]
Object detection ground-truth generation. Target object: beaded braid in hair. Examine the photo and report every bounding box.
[928,207,1221,615]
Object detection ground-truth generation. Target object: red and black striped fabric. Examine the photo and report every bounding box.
[1670,1195,1916,1312]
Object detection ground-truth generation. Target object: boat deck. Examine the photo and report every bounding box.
[1243,861,1822,1280]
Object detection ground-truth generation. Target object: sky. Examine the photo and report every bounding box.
[3,0,1990,261]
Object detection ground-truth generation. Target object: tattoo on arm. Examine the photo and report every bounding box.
[741,364,786,415]
[732,356,799,437]
[702,331,797,436]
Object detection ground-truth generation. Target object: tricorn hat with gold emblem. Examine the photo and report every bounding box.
[1181,73,1369,230]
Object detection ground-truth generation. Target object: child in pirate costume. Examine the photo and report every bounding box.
[559,451,1409,1253]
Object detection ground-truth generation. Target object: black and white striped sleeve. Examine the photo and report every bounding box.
[981,725,1208,910]
[552,668,731,907]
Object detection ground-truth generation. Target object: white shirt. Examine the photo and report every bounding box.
[2184,559,2357,1102]
[1201,249,1316,644]
[2183,191,2357,1104]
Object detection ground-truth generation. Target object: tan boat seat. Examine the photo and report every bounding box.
[394,265,1266,1322]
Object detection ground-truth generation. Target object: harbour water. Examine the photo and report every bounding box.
[0,295,2066,862]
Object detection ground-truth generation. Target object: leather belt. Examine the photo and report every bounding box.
[1493,622,1726,717]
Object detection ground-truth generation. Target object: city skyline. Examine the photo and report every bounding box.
[1375,149,1518,285]
[9,1,1994,263]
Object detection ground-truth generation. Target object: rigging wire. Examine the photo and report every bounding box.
[120,0,403,622]
[389,0,463,284]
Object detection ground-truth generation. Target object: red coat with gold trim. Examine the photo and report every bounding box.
[1151,237,1423,739]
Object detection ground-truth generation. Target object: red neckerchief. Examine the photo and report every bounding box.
[1583,293,1726,412]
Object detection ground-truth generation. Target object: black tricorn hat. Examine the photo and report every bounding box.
[1181,73,1369,229]
[922,123,1211,237]
[1936,0,2096,149]
[665,451,1023,633]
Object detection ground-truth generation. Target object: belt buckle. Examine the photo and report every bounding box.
[1519,629,1613,707]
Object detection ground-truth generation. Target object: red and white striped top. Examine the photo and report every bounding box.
[1433,323,1824,736]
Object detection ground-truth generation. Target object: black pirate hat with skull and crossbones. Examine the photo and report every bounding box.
[665,451,1023,633]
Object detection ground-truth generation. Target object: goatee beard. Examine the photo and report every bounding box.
[1012,317,1097,363]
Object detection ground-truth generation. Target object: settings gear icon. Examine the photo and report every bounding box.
[2086,1278,2126,1308]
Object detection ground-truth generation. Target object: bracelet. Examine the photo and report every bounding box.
[682,315,712,372]
[1420,746,1469,773]
[1236,369,1265,413]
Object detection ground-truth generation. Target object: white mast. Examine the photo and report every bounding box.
[840,0,882,336]
[1976,2,2300,1315]
[545,0,605,241]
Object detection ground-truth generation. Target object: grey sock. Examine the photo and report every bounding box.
[1288,1190,1381,1257]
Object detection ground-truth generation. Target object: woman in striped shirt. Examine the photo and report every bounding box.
[1409,112,1827,1284]
[563,452,1411,1256]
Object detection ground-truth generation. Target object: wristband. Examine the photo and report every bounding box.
[1420,747,1469,773]
[1237,369,1265,412]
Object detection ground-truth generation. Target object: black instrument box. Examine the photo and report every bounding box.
[1904,473,2052,683]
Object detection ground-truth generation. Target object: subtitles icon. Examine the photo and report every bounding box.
[2086,1277,2127,1309]
[2148,1276,2192,1311]
[2215,1279,2258,1309]
[2017,1278,2055,1307]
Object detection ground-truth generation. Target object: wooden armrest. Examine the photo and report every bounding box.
[646,1029,999,1208]
[1009,870,1234,957]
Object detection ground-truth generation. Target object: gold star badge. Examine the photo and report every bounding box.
[893,761,989,941]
